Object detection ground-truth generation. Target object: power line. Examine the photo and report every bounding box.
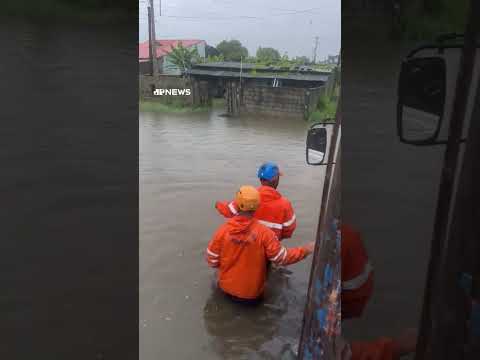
[164,14,262,20]
[139,6,322,22]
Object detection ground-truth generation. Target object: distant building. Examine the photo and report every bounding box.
[187,62,331,119]
[138,39,206,75]
[188,62,329,89]
[326,55,339,65]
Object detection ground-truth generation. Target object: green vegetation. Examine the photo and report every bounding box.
[167,43,200,73]
[139,98,225,113]
[256,47,281,63]
[216,40,249,61]
[209,39,337,71]
[204,55,225,63]
[309,95,338,122]
[140,100,209,113]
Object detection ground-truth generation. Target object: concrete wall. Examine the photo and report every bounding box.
[241,84,325,119]
[139,75,211,106]
[305,86,326,116]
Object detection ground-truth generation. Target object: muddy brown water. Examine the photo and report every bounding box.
[139,109,326,359]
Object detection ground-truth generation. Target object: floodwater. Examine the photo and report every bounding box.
[139,109,326,359]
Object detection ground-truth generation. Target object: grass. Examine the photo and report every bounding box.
[140,100,208,113]
[212,98,226,108]
[139,98,225,113]
[309,95,338,122]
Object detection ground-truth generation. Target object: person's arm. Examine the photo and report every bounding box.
[350,338,396,360]
[214,200,238,218]
[281,200,297,239]
[350,329,417,360]
[205,227,224,268]
[263,233,313,266]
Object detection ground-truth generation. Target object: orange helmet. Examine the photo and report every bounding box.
[235,185,260,212]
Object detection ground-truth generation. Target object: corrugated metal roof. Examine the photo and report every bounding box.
[186,68,329,82]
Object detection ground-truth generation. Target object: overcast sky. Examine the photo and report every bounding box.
[139,0,340,60]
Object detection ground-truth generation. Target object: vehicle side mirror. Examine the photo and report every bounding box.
[397,56,446,145]
[306,125,327,165]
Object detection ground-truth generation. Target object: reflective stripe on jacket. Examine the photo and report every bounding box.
[214,185,297,240]
[341,223,374,319]
[205,215,306,299]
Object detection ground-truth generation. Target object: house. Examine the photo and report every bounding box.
[186,62,331,119]
[138,39,206,75]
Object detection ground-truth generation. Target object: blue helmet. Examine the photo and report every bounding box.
[257,162,282,181]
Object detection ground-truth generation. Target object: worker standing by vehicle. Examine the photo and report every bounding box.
[206,185,314,303]
[340,223,417,360]
[215,162,297,240]
[341,223,374,319]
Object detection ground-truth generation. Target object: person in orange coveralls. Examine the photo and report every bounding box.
[215,162,296,241]
[340,223,417,360]
[205,185,314,303]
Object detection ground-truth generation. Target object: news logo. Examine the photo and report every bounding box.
[153,88,192,96]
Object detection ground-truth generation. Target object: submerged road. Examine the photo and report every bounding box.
[140,109,327,359]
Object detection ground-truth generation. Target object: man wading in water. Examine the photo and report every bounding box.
[215,162,297,241]
[205,185,314,304]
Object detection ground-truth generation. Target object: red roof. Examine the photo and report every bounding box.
[138,39,205,61]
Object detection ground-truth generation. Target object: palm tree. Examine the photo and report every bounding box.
[167,42,200,75]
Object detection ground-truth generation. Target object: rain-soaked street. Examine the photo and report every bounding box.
[139,109,326,359]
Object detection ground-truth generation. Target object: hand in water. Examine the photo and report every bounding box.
[303,241,315,255]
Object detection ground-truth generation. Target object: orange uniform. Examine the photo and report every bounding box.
[350,338,400,360]
[342,224,403,360]
[215,185,297,240]
[205,215,306,300]
[341,224,374,319]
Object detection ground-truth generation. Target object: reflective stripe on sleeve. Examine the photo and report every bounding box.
[342,262,373,290]
[258,220,283,230]
[207,248,219,257]
[283,214,296,227]
[271,246,286,262]
[228,202,238,215]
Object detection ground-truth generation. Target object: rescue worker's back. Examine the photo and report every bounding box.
[215,162,297,240]
[207,215,306,299]
[206,185,313,301]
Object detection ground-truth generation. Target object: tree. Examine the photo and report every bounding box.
[256,47,281,64]
[216,40,249,61]
[293,56,310,65]
[167,42,199,74]
[276,52,291,68]
[205,54,224,63]
[205,44,220,57]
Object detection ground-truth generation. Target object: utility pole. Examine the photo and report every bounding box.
[148,0,159,76]
[313,36,319,64]
[147,6,154,76]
